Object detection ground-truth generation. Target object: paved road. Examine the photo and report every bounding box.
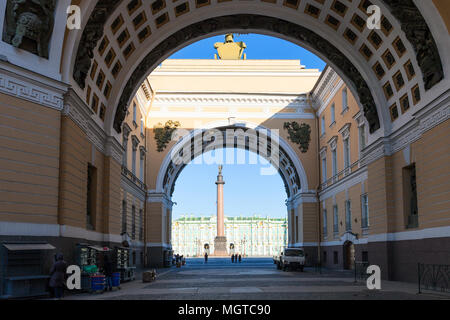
[66,258,446,300]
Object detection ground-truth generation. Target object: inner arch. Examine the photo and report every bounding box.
[156,122,309,201]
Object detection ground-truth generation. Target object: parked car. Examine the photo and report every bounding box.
[273,253,281,264]
[275,248,306,272]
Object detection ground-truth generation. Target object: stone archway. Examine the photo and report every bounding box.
[63,0,447,144]
[146,120,315,267]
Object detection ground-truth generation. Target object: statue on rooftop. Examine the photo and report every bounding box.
[214,34,247,60]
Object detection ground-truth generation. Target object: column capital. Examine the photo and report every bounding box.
[287,192,318,208]
[147,190,174,208]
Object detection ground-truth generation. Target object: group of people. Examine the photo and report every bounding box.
[174,254,186,266]
[231,254,242,263]
[202,253,243,263]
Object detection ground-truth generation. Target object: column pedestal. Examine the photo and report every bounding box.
[214,236,228,256]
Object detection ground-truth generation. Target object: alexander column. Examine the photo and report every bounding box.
[214,165,228,256]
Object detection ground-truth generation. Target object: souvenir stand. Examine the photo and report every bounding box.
[75,243,109,292]
[0,242,55,299]
[113,247,135,282]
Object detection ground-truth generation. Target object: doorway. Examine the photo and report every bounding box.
[343,241,355,270]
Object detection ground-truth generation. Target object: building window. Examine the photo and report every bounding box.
[133,102,137,124]
[359,124,366,151]
[139,150,144,181]
[139,209,144,241]
[295,215,299,243]
[333,251,338,264]
[403,164,418,229]
[361,194,369,229]
[345,200,352,231]
[322,156,327,183]
[332,149,337,177]
[86,164,97,230]
[122,138,128,167]
[362,251,369,263]
[140,118,144,135]
[323,209,327,237]
[333,205,339,234]
[343,138,350,169]
[321,116,326,136]
[331,103,336,124]
[132,148,137,175]
[132,205,136,240]
[323,251,327,264]
[342,88,348,112]
[122,200,127,234]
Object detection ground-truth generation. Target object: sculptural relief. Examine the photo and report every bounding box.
[2,0,56,59]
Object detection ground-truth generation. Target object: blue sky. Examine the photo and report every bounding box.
[172,149,288,220]
[169,33,326,71]
[170,34,324,220]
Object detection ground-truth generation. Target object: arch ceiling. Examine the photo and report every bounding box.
[155,124,309,200]
[68,0,444,137]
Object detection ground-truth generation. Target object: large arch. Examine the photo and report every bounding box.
[62,0,447,143]
[155,121,310,201]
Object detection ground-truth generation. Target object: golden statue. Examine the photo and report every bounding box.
[214,34,247,60]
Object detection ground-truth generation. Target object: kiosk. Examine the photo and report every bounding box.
[0,242,55,299]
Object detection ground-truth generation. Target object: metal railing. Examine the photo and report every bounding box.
[418,263,450,294]
[122,165,147,190]
[320,160,360,190]
[354,261,370,283]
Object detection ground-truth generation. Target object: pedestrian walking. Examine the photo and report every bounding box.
[231,254,235,263]
[239,254,242,263]
[103,254,114,291]
[49,253,68,299]
[204,252,208,263]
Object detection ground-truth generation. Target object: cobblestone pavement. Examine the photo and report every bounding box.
[65,258,448,300]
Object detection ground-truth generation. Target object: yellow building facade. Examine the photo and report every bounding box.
[0,1,448,283]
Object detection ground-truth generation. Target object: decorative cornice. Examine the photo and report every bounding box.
[311,67,339,110]
[353,111,364,127]
[63,88,109,155]
[360,137,392,167]
[131,135,140,150]
[0,60,67,110]
[139,146,147,159]
[147,190,174,209]
[338,123,352,140]
[328,136,338,150]
[361,89,450,166]
[153,93,309,108]
[105,136,124,163]
[122,123,132,139]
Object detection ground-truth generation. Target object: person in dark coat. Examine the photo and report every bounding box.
[103,254,114,291]
[238,254,242,263]
[49,253,68,299]
[231,254,235,263]
[204,252,208,263]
